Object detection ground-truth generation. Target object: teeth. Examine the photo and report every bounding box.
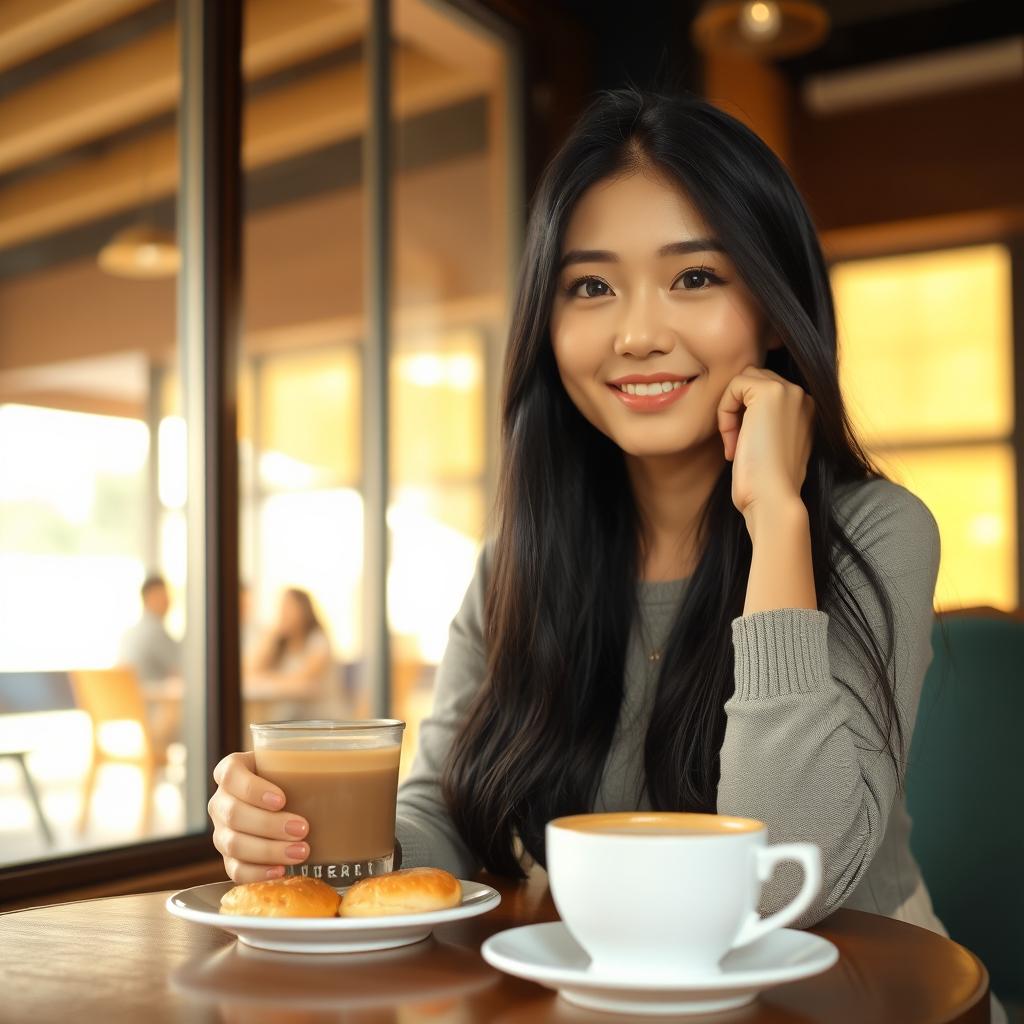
[616,379,691,396]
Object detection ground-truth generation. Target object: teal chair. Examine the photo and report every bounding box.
[906,609,1024,1012]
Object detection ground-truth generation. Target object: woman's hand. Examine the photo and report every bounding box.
[209,751,310,882]
[717,366,815,534]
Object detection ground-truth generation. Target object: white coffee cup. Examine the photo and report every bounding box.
[546,811,822,978]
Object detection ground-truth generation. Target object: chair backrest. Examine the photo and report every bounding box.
[69,668,150,734]
[906,609,1024,1000]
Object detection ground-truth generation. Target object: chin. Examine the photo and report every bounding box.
[607,425,710,459]
[616,440,696,458]
[577,402,718,460]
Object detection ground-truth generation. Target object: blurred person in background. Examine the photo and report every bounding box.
[119,574,181,685]
[244,587,335,718]
[118,573,183,752]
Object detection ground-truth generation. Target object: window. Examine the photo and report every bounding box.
[833,244,1018,609]
[0,3,195,867]
[0,0,521,891]
[389,2,516,774]
[235,0,518,781]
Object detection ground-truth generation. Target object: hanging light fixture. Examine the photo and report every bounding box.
[691,0,830,60]
[98,222,180,279]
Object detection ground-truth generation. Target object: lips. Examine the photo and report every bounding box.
[607,375,697,411]
[612,378,694,397]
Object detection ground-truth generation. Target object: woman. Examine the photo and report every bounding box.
[209,89,944,934]
[244,587,334,718]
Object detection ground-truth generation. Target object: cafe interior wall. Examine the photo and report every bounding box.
[700,23,1023,613]
[500,0,1023,610]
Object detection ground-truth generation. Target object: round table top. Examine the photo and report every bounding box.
[0,872,989,1023]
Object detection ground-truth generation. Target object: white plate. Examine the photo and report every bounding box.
[166,879,500,953]
[481,921,839,1016]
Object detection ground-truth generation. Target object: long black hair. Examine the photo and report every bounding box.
[442,88,899,877]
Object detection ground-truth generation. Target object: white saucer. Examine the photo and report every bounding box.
[166,879,500,954]
[480,922,838,1016]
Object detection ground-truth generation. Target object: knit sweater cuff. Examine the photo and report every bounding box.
[394,816,432,869]
[730,608,831,701]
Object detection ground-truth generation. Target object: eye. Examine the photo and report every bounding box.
[565,275,613,299]
[674,267,724,291]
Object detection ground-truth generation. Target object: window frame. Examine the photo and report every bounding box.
[0,0,243,904]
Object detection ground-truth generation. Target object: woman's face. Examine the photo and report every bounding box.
[550,170,776,460]
[278,593,304,636]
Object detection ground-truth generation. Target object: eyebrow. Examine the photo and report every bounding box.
[558,238,725,272]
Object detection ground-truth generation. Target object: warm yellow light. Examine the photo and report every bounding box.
[398,351,482,392]
[258,349,361,488]
[98,224,179,279]
[834,244,1013,445]
[834,243,1016,612]
[873,445,1017,610]
[691,0,828,58]
[740,1,781,40]
[391,335,485,484]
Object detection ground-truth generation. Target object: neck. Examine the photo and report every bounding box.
[626,435,726,582]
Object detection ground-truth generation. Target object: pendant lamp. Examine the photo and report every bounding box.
[98,222,180,279]
[691,0,830,60]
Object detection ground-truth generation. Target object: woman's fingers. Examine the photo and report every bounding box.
[210,749,311,881]
[209,789,308,841]
[717,366,803,461]
[717,371,760,461]
[213,827,309,872]
[213,750,286,810]
[223,858,288,884]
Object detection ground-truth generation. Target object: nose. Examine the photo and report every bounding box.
[612,288,677,359]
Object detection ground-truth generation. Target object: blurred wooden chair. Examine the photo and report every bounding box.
[69,668,165,835]
[906,606,1024,1016]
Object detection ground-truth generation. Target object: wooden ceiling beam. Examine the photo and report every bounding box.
[392,0,502,82]
[0,47,483,251]
[0,0,156,73]
[0,0,366,177]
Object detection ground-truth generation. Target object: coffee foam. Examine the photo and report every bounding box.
[551,812,764,835]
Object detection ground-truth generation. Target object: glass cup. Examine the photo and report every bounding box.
[251,719,405,888]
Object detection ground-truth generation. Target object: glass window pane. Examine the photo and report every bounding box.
[246,490,364,724]
[872,445,1018,611]
[0,6,195,865]
[239,0,368,732]
[389,2,516,776]
[392,333,486,483]
[834,245,1013,444]
[258,349,361,491]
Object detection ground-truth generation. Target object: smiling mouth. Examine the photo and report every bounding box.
[610,377,697,396]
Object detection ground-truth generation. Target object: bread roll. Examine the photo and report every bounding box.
[339,867,462,917]
[219,875,340,918]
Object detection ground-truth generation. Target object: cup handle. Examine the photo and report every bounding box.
[730,842,822,950]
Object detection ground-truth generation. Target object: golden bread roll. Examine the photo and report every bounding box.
[219,875,340,918]
[339,867,462,917]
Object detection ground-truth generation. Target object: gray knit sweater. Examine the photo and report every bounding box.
[395,477,943,930]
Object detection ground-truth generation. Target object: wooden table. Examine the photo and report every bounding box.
[0,872,990,1023]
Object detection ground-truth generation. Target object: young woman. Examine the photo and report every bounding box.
[243,587,334,718]
[208,88,944,934]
